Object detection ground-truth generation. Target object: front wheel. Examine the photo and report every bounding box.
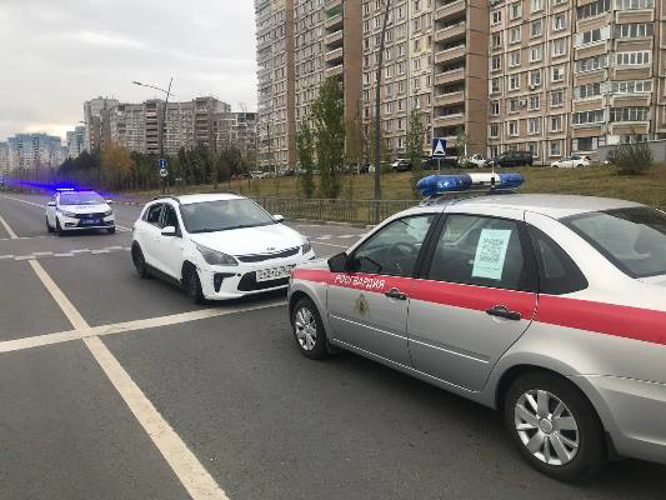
[504,372,607,482]
[46,217,54,233]
[184,266,204,304]
[56,218,65,236]
[291,297,328,360]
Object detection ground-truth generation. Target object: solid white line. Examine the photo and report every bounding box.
[311,241,348,249]
[0,301,286,355]
[84,335,230,500]
[28,259,90,330]
[0,213,17,239]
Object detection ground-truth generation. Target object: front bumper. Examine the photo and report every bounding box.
[584,375,666,465]
[60,215,115,230]
[197,250,316,301]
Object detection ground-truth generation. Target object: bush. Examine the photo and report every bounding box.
[607,140,653,175]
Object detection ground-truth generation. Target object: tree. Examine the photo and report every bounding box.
[101,143,133,190]
[367,120,388,173]
[608,138,653,175]
[296,120,315,198]
[455,127,469,159]
[312,77,345,199]
[406,109,426,197]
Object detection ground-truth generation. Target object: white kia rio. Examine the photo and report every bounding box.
[131,193,315,302]
[46,189,115,235]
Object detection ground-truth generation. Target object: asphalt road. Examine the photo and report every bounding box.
[0,192,664,500]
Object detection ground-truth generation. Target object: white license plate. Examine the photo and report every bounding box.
[256,265,295,282]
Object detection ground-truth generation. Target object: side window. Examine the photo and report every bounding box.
[161,205,180,229]
[428,214,528,291]
[143,204,163,225]
[351,214,436,277]
[527,226,588,295]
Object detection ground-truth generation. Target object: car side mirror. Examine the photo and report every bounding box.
[106,199,113,205]
[47,201,56,207]
[328,252,349,273]
[161,226,177,237]
[273,214,284,223]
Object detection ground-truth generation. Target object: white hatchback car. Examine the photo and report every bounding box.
[46,189,115,235]
[551,155,592,169]
[131,193,315,302]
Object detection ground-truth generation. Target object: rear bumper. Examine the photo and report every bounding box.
[583,375,666,465]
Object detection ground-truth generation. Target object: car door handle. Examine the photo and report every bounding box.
[486,305,521,321]
[385,288,407,301]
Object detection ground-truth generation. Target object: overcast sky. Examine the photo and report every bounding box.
[0,0,257,142]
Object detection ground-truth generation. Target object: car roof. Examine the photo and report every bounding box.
[431,194,644,219]
[172,193,246,205]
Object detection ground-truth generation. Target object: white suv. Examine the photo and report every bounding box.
[131,193,315,302]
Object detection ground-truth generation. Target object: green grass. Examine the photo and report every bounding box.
[125,163,666,208]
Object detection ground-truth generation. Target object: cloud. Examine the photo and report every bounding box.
[0,0,257,142]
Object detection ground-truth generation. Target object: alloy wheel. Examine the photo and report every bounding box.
[294,306,317,351]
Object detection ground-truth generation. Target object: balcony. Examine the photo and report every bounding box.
[435,45,466,64]
[434,90,465,107]
[433,113,465,127]
[435,21,466,43]
[325,29,344,48]
[325,64,344,78]
[435,67,465,85]
[325,46,344,65]
[435,0,466,22]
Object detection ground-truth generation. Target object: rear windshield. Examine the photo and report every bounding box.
[563,207,666,278]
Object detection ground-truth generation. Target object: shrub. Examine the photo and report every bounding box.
[607,140,653,175]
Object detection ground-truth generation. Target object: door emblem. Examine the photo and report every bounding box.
[355,294,370,316]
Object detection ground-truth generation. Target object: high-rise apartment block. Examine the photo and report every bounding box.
[0,142,9,175]
[65,126,86,159]
[4,133,64,171]
[257,0,666,164]
[83,97,119,152]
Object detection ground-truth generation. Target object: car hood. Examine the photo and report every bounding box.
[638,274,666,288]
[60,203,110,214]
[189,223,305,256]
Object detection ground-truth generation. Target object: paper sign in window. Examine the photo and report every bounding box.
[472,229,512,280]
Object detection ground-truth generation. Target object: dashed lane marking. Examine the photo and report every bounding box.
[0,213,18,239]
[0,246,131,261]
[311,241,349,249]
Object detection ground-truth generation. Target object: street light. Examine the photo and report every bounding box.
[133,78,175,194]
[374,0,392,224]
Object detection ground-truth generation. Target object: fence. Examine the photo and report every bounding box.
[255,198,420,225]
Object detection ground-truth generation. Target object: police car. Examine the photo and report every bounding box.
[131,193,315,303]
[287,173,666,481]
[46,188,115,235]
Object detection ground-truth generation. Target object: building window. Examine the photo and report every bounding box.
[550,116,562,132]
[553,14,567,31]
[612,80,652,94]
[529,70,542,88]
[614,23,654,39]
[615,51,651,66]
[491,101,500,115]
[528,142,539,158]
[531,20,543,38]
[577,55,608,73]
[529,94,540,110]
[550,141,562,157]
[510,99,521,112]
[492,55,501,71]
[492,33,502,48]
[552,39,566,57]
[490,123,500,138]
[578,0,611,19]
[616,0,654,10]
[508,121,519,136]
[530,45,543,62]
[509,74,520,91]
[552,66,565,82]
[575,82,602,100]
[510,2,522,19]
[531,0,543,12]
[510,27,521,44]
[580,28,602,45]
[572,109,604,125]
[492,10,502,25]
[510,50,521,67]
[609,107,650,122]
[528,118,541,135]
[491,78,501,94]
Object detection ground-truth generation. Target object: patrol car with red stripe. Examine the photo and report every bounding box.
[287,173,666,481]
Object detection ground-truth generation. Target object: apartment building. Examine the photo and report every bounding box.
[65,126,86,159]
[488,0,666,162]
[216,112,259,159]
[6,133,63,171]
[0,142,10,175]
[83,97,119,152]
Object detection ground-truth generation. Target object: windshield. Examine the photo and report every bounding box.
[180,199,276,234]
[564,207,666,278]
[59,192,104,205]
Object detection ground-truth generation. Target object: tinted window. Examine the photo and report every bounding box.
[428,215,528,291]
[180,199,275,233]
[144,204,163,225]
[528,226,588,294]
[564,207,666,278]
[352,214,436,277]
[162,205,179,229]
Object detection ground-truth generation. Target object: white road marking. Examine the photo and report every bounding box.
[317,235,333,240]
[33,252,53,256]
[84,336,231,500]
[14,255,35,261]
[54,253,74,257]
[28,259,90,330]
[0,213,18,239]
[91,249,110,254]
[312,241,349,249]
[0,301,286,355]
[0,255,14,260]
[71,249,91,254]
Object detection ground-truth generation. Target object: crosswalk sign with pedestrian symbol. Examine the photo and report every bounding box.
[431,138,447,158]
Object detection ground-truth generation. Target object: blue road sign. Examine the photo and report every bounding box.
[159,159,168,169]
[431,138,447,158]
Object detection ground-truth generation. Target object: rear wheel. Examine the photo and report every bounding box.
[291,297,328,360]
[131,244,149,279]
[504,372,607,482]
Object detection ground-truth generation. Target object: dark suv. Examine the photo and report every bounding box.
[489,151,534,168]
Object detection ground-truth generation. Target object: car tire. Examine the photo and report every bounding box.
[184,265,205,304]
[46,217,54,233]
[107,227,116,234]
[291,297,329,360]
[56,218,65,237]
[131,244,149,279]
[504,372,607,482]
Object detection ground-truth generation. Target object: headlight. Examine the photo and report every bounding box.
[60,210,77,218]
[195,243,238,266]
[103,210,113,217]
[302,240,312,254]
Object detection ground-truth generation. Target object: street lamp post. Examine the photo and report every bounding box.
[374,0,392,224]
[132,79,174,194]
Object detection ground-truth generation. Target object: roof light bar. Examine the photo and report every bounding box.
[416,173,524,198]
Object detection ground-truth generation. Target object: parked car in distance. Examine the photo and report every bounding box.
[551,155,592,169]
[390,159,412,172]
[461,154,488,168]
[422,156,460,170]
[489,151,534,168]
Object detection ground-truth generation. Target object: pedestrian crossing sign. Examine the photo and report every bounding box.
[431,138,447,158]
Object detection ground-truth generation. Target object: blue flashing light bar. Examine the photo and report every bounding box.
[416,173,524,198]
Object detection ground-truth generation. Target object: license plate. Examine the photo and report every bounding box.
[256,265,295,282]
[81,219,100,225]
